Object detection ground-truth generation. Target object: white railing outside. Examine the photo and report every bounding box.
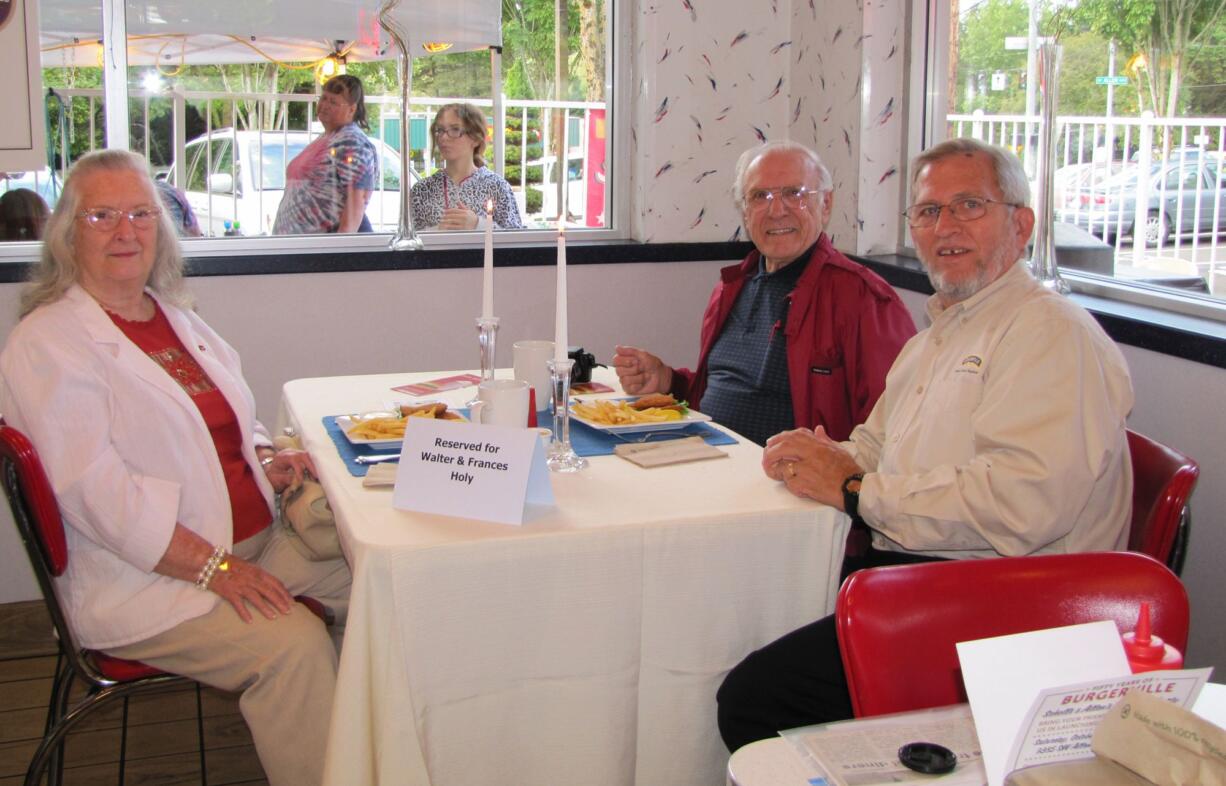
[949,110,1226,295]
[16,88,607,235]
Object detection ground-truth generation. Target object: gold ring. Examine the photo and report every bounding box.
[786,461,797,478]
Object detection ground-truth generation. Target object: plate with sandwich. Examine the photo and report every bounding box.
[569,394,712,434]
[337,402,468,446]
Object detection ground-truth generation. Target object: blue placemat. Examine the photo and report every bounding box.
[565,416,737,457]
[325,411,739,475]
[324,416,401,477]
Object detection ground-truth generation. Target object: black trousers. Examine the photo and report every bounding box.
[715,547,945,752]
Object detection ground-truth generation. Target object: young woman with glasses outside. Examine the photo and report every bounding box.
[409,103,524,231]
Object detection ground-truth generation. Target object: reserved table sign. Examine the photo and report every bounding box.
[392,419,553,525]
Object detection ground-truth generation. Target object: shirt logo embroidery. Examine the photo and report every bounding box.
[956,354,983,375]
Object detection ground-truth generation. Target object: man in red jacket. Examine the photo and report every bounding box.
[613,141,916,445]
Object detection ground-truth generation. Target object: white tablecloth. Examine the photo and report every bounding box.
[279,369,849,786]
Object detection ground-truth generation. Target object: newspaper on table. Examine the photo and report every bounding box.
[781,703,988,786]
[1004,667,1211,773]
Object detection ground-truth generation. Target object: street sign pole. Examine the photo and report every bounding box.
[1106,39,1116,119]
[1024,0,1039,175]
[1106,39,1116,164]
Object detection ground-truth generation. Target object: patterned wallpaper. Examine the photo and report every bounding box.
[630,0,907,255]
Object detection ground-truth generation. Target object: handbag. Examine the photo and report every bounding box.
[280,472,342,561]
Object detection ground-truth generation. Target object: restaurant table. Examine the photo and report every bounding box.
[725,681,1226,786]
[279,368,850,786]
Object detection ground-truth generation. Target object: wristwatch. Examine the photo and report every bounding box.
[260,454,275,468]
[841,473,865,520]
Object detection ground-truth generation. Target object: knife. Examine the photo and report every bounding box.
[355,453,401,465]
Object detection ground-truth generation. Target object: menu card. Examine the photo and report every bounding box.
[1004,667,1210,773]
[392,374,481,397]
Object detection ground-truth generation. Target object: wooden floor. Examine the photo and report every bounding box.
[0,601,268,786]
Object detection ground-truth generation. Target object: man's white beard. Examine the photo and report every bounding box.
[927,246,1016,305]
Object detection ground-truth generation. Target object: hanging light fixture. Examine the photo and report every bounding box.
[315,52,347,83]
[422,42,453,54]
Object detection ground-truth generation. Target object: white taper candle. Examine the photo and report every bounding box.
[554,221,567,361]
[481,200,494,318]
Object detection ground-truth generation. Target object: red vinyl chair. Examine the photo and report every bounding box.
[1127,429,1199,575]
[0,424,206,786]
[836,551,1189,719]
[0,423,330,785]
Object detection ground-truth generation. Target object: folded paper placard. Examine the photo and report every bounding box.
[613,436,728,467]
[392,419,553,525]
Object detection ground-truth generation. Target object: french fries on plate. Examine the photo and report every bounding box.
[346,402,462,440]
[572,396,688,426]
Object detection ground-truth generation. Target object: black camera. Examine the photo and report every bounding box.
[568,347,600,383]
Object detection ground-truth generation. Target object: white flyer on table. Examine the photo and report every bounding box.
[781,703,986,786]
[956,620,1131,786]
[1004,667,1211,773]
[393,419,553,525]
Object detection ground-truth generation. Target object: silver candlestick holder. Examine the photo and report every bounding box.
[546,358,587,473]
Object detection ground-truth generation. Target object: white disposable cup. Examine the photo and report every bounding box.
[470,379,531,428]
[513,340,555,408]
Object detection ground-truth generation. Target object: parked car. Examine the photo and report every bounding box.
[1053,161,1126,207]
[1057,159,1226,246]
[163,129,413,236]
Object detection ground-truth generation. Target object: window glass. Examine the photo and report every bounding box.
[18,0,611,244]
[941,0,1226,302]
[185,144,208,194]
[209,139,234,192]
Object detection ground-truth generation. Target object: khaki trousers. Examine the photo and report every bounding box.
[107,524,352,786]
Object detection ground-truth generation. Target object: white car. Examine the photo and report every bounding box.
[164,129,412,236]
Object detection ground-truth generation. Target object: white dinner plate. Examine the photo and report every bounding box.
[569,397,712,434]
[336,409,467,446]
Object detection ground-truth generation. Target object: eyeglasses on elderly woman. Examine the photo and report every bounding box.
[78,206,163,231]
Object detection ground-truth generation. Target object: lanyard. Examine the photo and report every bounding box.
[442,171,476,211]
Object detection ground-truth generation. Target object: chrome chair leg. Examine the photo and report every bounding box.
[45,657,74,786]
[118,695,131,786]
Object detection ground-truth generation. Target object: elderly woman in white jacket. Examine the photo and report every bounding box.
[0,150,349,786]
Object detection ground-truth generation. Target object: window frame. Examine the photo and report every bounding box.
[904,0,1226,323]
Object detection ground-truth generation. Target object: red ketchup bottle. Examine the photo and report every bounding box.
[1121,602,1183,673]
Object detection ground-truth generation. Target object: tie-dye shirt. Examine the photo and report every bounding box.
[273,123,377,234]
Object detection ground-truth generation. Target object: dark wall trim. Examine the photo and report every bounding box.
[187,240,760,277]
[0,240,755,283]
[2,240,1223,370]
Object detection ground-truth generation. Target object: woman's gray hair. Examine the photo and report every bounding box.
[21,149,191,317]
[910,138,1031,206]
[732,141,833,211]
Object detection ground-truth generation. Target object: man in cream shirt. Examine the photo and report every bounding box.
[716,137,1134,751]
